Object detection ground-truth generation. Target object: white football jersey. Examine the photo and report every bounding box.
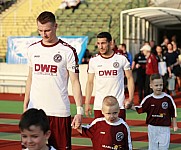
[88,53,131,110]
[27,39,79,117]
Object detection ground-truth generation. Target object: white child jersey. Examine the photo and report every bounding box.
[27,39,79,117]
[88,52,131,110]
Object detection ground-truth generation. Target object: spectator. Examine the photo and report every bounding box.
[161,37,169,54]
[165,43,181,93]
[76,96,132,150]
[118,43,133,66]
[84,32,134,120]
[82,49,92,64]
[156,45,170,93]
[132,74,178,150]
[132,49,146,103]
[59,0,88,13]
[23,11,83,150]
[149,40,157,55]
[141,44,158,96]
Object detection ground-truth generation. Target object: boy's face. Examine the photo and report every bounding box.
[21,125,50,150]
[150,78,163,95]
[102,104,120,123]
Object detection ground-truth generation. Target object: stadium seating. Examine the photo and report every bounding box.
[0,0,148,62]
[0,0,61,61]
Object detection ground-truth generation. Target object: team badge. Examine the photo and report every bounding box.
[162,102,168,109]
[53,54,62,63]
[113,62,119,68]
[116,132,124,141]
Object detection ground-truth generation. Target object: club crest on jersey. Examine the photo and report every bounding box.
[113,62,119,68]
[116,132,124,141]
[53,54,62,63]
[162,102,168,109]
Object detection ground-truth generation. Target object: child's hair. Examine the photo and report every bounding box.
[150,73,162,82]
[102,96,119,107]
[19,108,50,133]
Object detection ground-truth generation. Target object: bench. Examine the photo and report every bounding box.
[0,74,27,94]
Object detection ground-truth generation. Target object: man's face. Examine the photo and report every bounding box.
[21,125,50,150]
[37,21,57,44]
[97,38,111,56]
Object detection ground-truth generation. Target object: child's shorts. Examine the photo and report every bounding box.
[148,124,170,150]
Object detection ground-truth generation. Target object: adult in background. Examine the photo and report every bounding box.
[84,32,134,120]
[23,11,83,150]
[165,43,181,93]
[141,44,158,96]
[132,48,146,103]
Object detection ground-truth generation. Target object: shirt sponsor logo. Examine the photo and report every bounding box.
[34,55,40,58]
[162,102,168,109]
[152,113,165,118]
[34,64,57,76]
[102,144,122,150]
[99,70,117,76]
[53,54,62,63]
[151,104,155,107]
[100,131,105,134]
[116,132,124,141]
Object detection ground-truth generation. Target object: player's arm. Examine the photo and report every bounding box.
[23,67,32,112]
[85,73,95,117]
[124,69,135,109]
[172,117,178,132]
[69,71,83,129]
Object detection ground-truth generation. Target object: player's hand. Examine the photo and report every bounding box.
[85,103,92,118]
[71,114,82,129]
[124,98,133,109]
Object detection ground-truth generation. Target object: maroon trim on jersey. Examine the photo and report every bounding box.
[100,51,115,59]
[28,40,42,48]
[41,39,60,47]
[58,39,79,73]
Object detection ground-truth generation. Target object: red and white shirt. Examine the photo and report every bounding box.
[81,117,132,150]
[135,92,177,126]
[27,39,79,117]
[88,52,131,110]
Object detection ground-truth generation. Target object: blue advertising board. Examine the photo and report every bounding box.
[6,36,88,64]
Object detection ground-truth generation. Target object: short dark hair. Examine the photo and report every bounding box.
[150,73,162,82]
[19,108,50,133]
[120,43,126,49]
[97,32,112,42]
[37,11,56,24]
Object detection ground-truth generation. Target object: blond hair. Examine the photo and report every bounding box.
[102,96,119,107]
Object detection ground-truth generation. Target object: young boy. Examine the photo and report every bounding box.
[132,73,178,150]
[19,108,56,150]
[76,96,132,150]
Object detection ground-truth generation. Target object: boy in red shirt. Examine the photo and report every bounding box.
[76,96,132,150]
[132,74,178,150]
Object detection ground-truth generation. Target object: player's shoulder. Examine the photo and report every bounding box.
[28,40,41,49]
[58,39,76,51]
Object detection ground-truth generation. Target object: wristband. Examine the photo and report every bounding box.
[77,106,84,115]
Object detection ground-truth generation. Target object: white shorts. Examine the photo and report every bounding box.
[148,124,170,150]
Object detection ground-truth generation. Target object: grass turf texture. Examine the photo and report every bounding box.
[0,100,181,149]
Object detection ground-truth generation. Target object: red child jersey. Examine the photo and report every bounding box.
[135,92,177,126]
[81,118,132,150]
[146,54,158,75]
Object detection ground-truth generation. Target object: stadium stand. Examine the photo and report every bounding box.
[0,0,61,62]
[0,0,148,62]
